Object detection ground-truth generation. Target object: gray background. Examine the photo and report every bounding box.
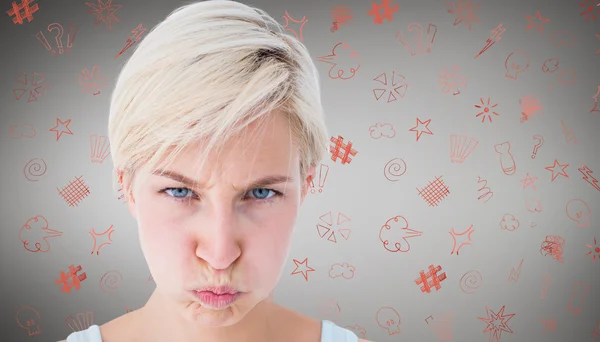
[1,0,599,341]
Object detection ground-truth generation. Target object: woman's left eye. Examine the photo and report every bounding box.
[246,188,278,200]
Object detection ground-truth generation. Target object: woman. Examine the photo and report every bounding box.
[60,0,369,341]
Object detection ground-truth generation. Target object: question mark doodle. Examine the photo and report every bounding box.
[532,135,544,159]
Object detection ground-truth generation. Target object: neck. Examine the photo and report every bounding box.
[141,289,278,342]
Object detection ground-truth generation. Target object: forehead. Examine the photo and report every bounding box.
[163,112,297,180]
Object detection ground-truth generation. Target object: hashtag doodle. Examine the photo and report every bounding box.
[415,265,447,293]
[55,264,87,293]
[7,0,39,24]
[417,176,450,206]
[57,176,91,207]
[329,135,358,164]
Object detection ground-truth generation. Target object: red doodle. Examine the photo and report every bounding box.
[545,159,569,181]
[13,71,48,102]
[438,66,465,95]
[549,30,577,47]
[373,71,408,102]
[450,225,474,255]
[66,311,94,332]
[507,259,523,284]
[90,134,111,164]
[329,135,357,164]
[369,122,396,139]
[519,95,542,122]
[417,176,450,207]
[383,158,407,181]
[9,123,36,139]
[579,0,600,22]
[409,118,433,141]
[520,173,538,190]
[450,135,478,163]
[115,24,146,59]
[531,135,544,158]
[591,86,600,114]
[592,318,600,341]
[367,0,398,24]
[566,198,591,228]
[540,235,565,263]
[579,165,600,192]
[585,237,600,262]
[475,97,499,123]
[329,262,355,279]
[505,50,529,80]
[318,42,361,80]
[525,10,549,34]
[477,176,493,203]
[425,312,454,340]
[23,158,46,182]
[379,215,422,252]
[316,211,351,243]
[396,22,438,56]
[79,66,106,95]
[50,118,74,141]
[540,274,551,299]
[446,0,481,30]
[20,215,62,252]
[556,68,576,86]
[542,58,559,73]
[58,176,90,207]
[415,265,446,293]
[36,23,78,56]
[476,23,505,59]
[90,225,115,255]
[344,324,366,338]
[330,5,353,30]
[500,213,520,231]
[7,0,39,24]
[567,282,589,316]
[85,0,122,29]
[460,270,483,294]
[55,264,87,293]
[309,164,329,194]
[494,142,516,175]
[282,10,307,42]
[478,305,515,342]
[291,258,315,281]
[15,306,41,336]
[318,298,341,322]
[541,316,558,333]
[100,270,123,294]
[376,306,401,335]
[525,198,542,212]
[561,120,578,144]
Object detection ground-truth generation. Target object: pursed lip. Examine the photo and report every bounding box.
[192,285,239,295]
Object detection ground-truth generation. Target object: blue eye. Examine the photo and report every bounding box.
[164,187,193,199]
[248,188,275,200]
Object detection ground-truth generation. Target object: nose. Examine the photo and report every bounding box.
[195,208,242,270]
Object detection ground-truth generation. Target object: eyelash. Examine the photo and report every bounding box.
[158,187,283,205]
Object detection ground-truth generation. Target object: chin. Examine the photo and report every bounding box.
[185,302,246,327]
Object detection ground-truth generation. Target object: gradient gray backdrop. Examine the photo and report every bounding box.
[1,0,599,341]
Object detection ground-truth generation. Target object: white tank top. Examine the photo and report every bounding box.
[66,320,359,342]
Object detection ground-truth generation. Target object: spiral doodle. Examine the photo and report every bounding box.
[459,270,482,294]
[383,158,407,181]
[99,270,123,294]
[23,158,47,182]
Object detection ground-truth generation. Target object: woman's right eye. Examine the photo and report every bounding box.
[162,187,195,201]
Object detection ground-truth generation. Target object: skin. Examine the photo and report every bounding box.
[59,111,369,342]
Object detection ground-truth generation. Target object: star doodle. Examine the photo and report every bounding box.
[282,11,307,42]
[450,225,474,255]
[409,118,433,142]
[520,173,538,190]
[525,10,550,34]
[90,225,115,255]
[545,159,569,181]
[85,0,122,30]
[291,258,315,281]
[446,0,481,30]
[49,118,73,141]
[478,305,515,342]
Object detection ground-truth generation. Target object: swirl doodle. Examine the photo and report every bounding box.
[460,270,483,294]
[383,158,407,181]
[99,270,123,294]
[23,158,47,182]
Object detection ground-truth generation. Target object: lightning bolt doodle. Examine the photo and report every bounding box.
[475,23,505,59]
[507,258,523,284]
[578,165,600,192]
[114,24,146,59]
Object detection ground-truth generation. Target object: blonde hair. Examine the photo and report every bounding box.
[108,0,328,191]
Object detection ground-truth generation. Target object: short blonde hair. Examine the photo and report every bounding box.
[108,0,328,190]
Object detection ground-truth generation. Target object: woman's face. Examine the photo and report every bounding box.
[123,112,314,327]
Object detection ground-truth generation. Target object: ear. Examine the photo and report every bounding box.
[300,164,316,204]
[117,168,137,219]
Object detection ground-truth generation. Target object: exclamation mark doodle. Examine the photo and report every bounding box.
[310,164,329,194]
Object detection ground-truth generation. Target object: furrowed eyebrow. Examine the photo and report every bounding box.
[153,169,294,191]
